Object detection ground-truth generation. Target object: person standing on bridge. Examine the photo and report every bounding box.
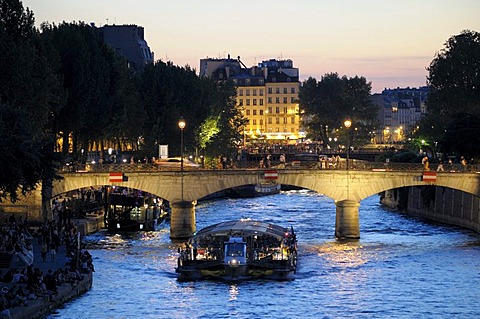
[422,156,430,171]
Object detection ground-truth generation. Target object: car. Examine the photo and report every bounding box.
[155,157,200,168]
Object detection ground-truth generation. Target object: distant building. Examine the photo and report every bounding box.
[96,24,154,71]
[200,55,302,143]
[372,87,428,143]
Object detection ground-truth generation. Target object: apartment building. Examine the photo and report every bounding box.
[96,24,154,71]
[372,86,428,143]
[200,56,302,143]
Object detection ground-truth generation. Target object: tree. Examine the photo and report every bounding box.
[0,0,61,203]
[422,30,480,157]
[299,73,378,147]
[199,80,247,163]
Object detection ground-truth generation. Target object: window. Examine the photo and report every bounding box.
[246,99,250,106]
[253,99,257,105]
[283,97,288,103]
[283,118,287,124]
[260,99,263,105]
[283,107,287,113]
[245,79,250,86]
[268,97,272,104]
[253,119,256,125]
[260,89,264,96]
[246,110,250,115]
[275,97,280,104]
[276,118,280,124]
[291,97,296,103]
[291,87,296,94]
[268,107,272,114]
[260,119,263,125]
[291,117,295,124]
[239,89,243,96]
[284,87,288,94]
[253,89,257,96]
[276,88,280,94]
[268,118,272,124]
[253,110,257,115]
[268,88,272,94]
[276,107,280,113]
[246,89,250,96]
[260,110,263,115]
[238,99,243,106]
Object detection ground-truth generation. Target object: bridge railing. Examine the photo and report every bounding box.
[59,161,480,174]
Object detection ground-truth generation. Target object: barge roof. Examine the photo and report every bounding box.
[194,219,292,240]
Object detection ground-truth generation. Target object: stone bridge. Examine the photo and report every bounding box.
[53,165,480,240]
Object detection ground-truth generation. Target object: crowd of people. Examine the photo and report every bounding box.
[0,216,94,318]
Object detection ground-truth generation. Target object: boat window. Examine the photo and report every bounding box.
[226,243,245,257]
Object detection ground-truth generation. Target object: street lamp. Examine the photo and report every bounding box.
[344,119,352,170]
[178,117,186,201]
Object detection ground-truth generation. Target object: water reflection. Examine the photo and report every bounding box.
[229,284,239,301]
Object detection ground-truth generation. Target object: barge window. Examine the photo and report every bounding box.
[226,243,245,257]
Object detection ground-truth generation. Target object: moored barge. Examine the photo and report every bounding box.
[176,219,297,281]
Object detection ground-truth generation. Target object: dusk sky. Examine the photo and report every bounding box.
[23,0,480,93]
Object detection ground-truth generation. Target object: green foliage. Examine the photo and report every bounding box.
[299,73,378,147]
[201,80,247,160]
[139,61,217,157]
[0,0,61,202]
[197,116,220,149]
[440,113,480,158]
[419,30,480,158]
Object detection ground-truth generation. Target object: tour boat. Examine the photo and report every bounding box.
[176,219,297,281]
[227,182,281,198]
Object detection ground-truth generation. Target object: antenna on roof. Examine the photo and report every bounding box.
[106,18,109,26]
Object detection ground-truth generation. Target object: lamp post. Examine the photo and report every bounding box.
[178,117,186,201]
[344,119,352,170]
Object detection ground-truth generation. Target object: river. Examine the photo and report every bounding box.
[48,190,480,319]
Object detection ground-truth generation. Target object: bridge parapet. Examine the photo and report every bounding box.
[60,162,480,173]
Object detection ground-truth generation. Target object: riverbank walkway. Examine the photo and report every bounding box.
[3,218,101,319]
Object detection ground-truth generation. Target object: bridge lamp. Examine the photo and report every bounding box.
[178,117,186,201]
[344,119,352,170]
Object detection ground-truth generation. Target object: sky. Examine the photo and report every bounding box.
[22,0,480,93]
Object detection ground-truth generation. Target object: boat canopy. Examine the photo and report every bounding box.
[194,219,292,241]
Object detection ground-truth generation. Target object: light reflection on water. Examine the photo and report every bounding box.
[49,191,480,319]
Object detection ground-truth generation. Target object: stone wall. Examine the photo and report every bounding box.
[381,187,480,233]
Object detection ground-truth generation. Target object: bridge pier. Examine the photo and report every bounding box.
[170,201,196,241]
[335,199,360,239]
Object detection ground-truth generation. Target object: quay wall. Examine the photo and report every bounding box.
[10,272,92,319]
[381,187,480,234]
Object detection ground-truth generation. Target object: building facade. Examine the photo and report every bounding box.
[96,24,154,71]
[200,56,302,143]
[372,87,428,144]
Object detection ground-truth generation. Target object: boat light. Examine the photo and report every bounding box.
[139,224,144,230]
[116,223,120,229]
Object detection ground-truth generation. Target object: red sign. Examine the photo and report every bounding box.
[422,172,437,182]
[109,172,124,183]
[264,170,278,180]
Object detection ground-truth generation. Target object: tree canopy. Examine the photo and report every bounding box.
[299,73,378,148]
[0,0,61,202]
[416,30,480,158]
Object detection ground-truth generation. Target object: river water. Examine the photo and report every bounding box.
[48,190,480,319]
